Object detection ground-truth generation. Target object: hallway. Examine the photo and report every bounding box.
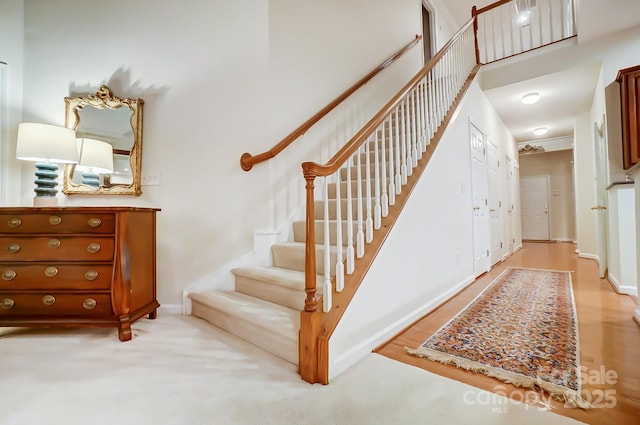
[377,242,640,425]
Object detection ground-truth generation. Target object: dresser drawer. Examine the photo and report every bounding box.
[0,293,112,316]
[0,237,114,262]
[0,213,115,234]
[0,264,112,290]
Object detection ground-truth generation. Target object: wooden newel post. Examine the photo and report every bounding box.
[302,166,318,312]
[471,6,480,65]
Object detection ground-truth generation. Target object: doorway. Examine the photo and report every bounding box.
[421,3,433,64]
[593,116,609,278]
[520,175,550,240]
[487,137,501,265]
[470,122,490,276]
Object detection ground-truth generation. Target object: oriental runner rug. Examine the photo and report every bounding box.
[406,267,591,409]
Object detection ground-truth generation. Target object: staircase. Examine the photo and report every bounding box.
[189,156,380,365]
[188,139,384,366]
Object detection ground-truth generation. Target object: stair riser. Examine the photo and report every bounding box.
[292,220,359,245]
[272,244,340,275]
[235,274,307,310]
[191,299,298,364]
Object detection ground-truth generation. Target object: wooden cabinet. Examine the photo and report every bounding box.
[0,207,160,341]
[616,64,640,170]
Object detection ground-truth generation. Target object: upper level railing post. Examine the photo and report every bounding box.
[472,6,480,66]
[302,166,319,312]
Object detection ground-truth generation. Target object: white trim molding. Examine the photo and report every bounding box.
[328,273,476,380]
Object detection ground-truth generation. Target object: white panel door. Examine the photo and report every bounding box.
[505,155,514,253]
[470,123,490,276]
[594,118,609,278]
[487,138,501,265]
[520,175,550,240]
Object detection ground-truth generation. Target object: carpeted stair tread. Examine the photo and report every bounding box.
[232,266,322,291]
[189,290,299,340]
[271,241,342,274]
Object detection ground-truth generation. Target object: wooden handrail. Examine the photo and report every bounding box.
[240,35,423,171]
[474,0,512,15]
[301,18,476,178]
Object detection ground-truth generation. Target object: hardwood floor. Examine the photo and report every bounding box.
[376,242,640,425]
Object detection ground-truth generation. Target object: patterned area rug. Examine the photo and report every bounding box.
[406,267,591,409]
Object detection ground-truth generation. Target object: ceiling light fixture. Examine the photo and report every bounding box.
[533,127,548,136]
[521,92,540,105]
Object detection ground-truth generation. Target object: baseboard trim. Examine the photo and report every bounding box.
[328,273,476,381]
[577,251,599,262]
[607,273,638,296]
[158,304,183,315]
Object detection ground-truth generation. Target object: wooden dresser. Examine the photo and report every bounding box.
[0,206,160,341]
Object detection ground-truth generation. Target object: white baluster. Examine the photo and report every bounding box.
[394,107,402,193]
[410,90,418,167]
[365,140,373,243]
[323,178,332,312]
[373,130,382,229]
[334,170,344,292]
[430,70,434,126]
[380,119,389,215]
[387,116,396,205]
[356,145,365,258]
[400,99,408,183]
[346,156,355,274]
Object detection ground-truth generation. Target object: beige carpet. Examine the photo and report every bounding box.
[0,314,587,425]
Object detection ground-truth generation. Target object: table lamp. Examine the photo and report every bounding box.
[75,138,114,188]
[16,123,78,206]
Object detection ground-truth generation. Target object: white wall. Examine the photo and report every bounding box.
[10,0,428,306]
[329,78,519,379]
[573,112,598,258]
[607,185,637,295]
[0,0,24,205]
[519,150,576,241]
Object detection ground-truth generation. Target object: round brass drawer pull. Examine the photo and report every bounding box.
[49,215,62,225]
[83,298,97,310]
[2,270,17,281]
[7,243,20,254]
[87,243,101,253]
[48,239,61,249]
[84,270,99,281]
[42,295,56,305]
[8,218,22,228]
[45,266,58,277]
[88,218,102,228]
[0,298,14,309]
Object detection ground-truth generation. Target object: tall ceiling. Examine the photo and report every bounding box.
[437,0,640,143]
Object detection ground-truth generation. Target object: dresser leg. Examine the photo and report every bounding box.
[118,323,132,341]
[148,310,157,319]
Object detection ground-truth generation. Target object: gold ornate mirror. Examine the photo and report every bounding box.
[63,85,143,195]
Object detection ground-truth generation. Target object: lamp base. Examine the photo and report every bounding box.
[33,196,58,207]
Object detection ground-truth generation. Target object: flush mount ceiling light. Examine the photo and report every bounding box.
[521,92,540,105]
[533,127,548,136]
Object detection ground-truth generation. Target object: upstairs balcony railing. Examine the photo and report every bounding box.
[473,0,576,64]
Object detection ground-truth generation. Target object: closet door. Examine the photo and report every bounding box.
[616,64,640,169]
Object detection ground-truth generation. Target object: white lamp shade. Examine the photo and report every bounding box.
[75,138,114,174]
[16,123,78,164]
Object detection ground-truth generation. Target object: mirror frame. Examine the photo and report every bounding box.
[63,85,144,196]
